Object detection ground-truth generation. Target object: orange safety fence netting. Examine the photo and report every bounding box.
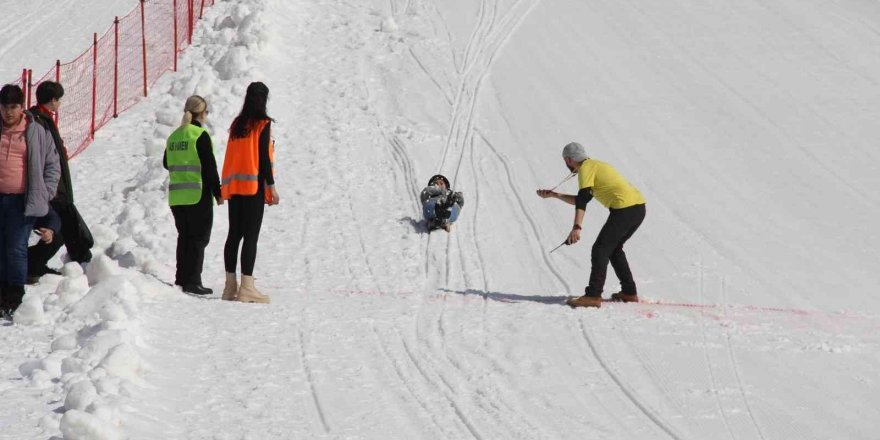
[8,0,216,159]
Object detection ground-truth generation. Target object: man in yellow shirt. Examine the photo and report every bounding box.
[537,142,646,308]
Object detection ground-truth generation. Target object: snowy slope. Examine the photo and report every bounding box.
[0,0,139,80]
[2,0,880,439]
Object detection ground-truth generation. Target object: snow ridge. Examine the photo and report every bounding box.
[9,1,266,438]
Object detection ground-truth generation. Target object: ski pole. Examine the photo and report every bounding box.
[548,240,569,254]
[549,171,577,192]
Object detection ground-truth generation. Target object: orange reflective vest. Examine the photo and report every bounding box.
[221,119,274,201]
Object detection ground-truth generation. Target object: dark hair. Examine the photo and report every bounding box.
[0,84,25,106]
[35,81,64,105]
[428,174,450,188]
[229,82,273,139]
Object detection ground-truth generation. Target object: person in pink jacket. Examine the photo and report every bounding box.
[0,84,60,317]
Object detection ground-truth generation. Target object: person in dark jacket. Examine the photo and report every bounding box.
[27,81,93,284]
[0,84,60,316]
[420,174,464,232]
[33,206,62,252]
[163,95,222,295]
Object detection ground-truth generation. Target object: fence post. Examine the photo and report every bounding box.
[187,0,194,46]
[91,33,97,138]
[20,69,26,92]
[55,60,61,125]
[140,0,148,97]
[173,0,178,71]
[26,69,32,108]
[114,17,119,117]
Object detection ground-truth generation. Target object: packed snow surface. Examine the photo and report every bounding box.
[2,0,879,439]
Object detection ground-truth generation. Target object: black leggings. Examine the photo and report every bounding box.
[584,204,646,297]
[224,191,265,276]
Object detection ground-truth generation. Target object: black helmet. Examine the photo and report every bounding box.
[428,174,450,188]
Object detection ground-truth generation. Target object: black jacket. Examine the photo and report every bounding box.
[29,106,72,204]
[257,122,274,188]
[34,205,61,233]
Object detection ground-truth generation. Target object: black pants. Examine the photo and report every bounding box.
[585,204,646,297]
[224,191,265,276]
[171,195,213,286]
[28,201,92,276]
[28,228,63,277]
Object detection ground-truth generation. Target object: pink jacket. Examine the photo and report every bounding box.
[0,115,27,194]
[0,111,60,216]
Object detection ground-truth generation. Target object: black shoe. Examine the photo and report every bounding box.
[27,266,62,285]
[183,284,213,295]
[0,288,8,316]
[3,286,25,313]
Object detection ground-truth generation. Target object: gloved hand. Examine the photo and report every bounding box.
[450,192,464,207]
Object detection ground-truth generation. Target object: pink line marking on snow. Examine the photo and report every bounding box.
[637,300,810,316]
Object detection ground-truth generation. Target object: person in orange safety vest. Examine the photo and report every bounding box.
[220,82,280,304]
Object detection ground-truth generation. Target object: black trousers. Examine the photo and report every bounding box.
[28,201,92,276]
[585,204,646,297]
[171,195,213,285]
[28,228,64,277]
[224,191,265,276]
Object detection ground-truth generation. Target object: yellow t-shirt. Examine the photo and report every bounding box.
[577,159,645,209]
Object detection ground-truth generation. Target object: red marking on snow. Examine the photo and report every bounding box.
[637,300,811,316]
[329,289,415,298]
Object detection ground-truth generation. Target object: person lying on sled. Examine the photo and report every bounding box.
[419,174,464,232]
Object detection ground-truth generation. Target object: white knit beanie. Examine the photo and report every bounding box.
[561,142,588,162]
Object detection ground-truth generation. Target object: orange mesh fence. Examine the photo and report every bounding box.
[14,0,216,159]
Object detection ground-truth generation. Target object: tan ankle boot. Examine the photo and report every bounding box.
[222,273,238,301]
[566,295,602,308]
[610,292,639,303]
[237,275,270,304]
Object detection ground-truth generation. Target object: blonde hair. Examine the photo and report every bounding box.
[180,95,208,127]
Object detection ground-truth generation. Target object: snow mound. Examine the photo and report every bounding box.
[6,0,265,437]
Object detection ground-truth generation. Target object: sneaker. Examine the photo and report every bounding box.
[610,292,639,303]
[566,295,602,308]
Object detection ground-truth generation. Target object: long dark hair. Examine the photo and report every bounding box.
[229,82,274,139]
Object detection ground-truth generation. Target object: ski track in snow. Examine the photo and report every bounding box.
[3,0,880,438]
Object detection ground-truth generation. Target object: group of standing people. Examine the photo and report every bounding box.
[1,79,280,316]
[3,76,644,315]
[0,81,92,317]
[164,81,279,304]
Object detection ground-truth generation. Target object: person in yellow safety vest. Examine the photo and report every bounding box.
[164,95,222,296]
[220,82,280,304]
[537,142,646,309]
